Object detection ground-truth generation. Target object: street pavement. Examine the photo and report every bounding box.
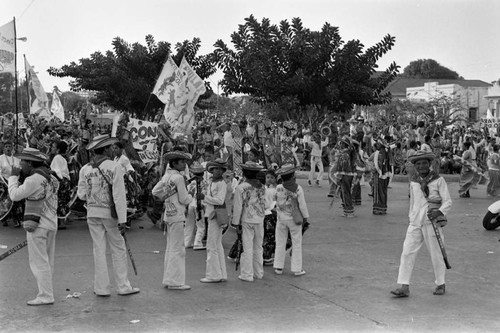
[1,178,500,332]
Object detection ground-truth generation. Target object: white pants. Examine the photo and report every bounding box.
[87,217,133,295]
[184,206,205,248]
[27,228,56,302]
[205,218,227,280]
[240,222,264,281]
[163,222,186,286]
[274,219,303,273]
[309,156,324,182]
[397,223,446,286]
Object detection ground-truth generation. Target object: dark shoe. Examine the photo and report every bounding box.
[94,292,111,297]
[327,194,334,198]
[433,284,445,295]
[166,285,191,290]
[390,287,410,298]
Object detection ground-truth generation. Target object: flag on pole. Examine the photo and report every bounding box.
[25,57,50,118]
[152,55,183,104]
[51,88,64,121]
[0,20,15,74]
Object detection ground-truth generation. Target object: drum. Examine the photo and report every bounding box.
[0,177,13,221]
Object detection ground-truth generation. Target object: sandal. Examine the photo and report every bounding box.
[433,284,445,296]
[390,287,409,298]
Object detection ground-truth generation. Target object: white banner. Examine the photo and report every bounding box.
[0,20,15,74]
[25,57,49,117]
[128,117,159,163]
[51,89,64,121]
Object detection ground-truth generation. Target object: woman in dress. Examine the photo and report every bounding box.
[458,141,481,198]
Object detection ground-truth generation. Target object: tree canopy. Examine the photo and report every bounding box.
[48,35,216,120]
[213,15,399,121]
[401,59,463,80]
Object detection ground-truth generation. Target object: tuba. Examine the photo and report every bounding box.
[321,125,332,136]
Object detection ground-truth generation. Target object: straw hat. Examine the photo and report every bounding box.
[86,134,119,151]
[240,161,264,171]
[15,148,49,163]
[408,150,436,164]
[206,158,228,172]
[164,151,192,161]
[275,163,299,176]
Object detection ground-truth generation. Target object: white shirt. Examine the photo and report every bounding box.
[114,154,135,174]
[50,154,70,180]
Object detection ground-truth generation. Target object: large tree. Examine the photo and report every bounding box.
[48,35,216,120]
[213,15,399,122]
[402,59,463,80]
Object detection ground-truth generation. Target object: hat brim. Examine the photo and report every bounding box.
[240,164,264,171]
[408,153,435,164]
[164,152,192,161]
[206,161,228,172]
[276,167,299,176]
[86,137,119,151]
[14,153,46,163]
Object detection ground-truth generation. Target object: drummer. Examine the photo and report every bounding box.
[0,141,21,227]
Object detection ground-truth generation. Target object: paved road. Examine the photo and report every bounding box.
[1,179,499,332]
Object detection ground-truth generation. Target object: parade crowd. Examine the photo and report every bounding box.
[2,111,500,305]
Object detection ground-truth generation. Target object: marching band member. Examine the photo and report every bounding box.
[391,151,452,297]
[199,159,228,283]
[231,161,267,282]
[152,151,193,290]
[8,148,59,305]
[77,135,140,297]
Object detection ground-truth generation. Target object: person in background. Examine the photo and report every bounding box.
[184,163,207,249]
[152,151,193,290]
[0,141,21,227]
[391,151,452,298]
[77,135,140,297]
[262,169,278,266]
[487,144,500,197]
[273,164,309,276]
[308,133,328,187]
[50,140,72,230]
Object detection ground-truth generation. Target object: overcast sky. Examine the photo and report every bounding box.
[2,0,499,93]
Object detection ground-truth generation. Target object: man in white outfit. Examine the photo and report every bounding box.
[77,135,140,297]
[152,151,193,290]
[308,133,328,187]
[391,151,452,297]
[9,148,59,305]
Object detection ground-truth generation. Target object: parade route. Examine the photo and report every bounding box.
[1,179,500,332]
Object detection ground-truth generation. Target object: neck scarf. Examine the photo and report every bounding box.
[283,180,298,193]
[411,170,439,198]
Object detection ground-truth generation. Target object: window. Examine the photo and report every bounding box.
[468,108,478,122]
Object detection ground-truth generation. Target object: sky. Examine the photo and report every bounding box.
[2,0,500,93]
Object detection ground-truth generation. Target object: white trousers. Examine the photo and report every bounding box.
[87,217,133,295]
[205,218,227,280]
[274,219,303,273]
[240,222,264,280]
[163,222,186,286]
[308,156,324,182]
[184,206,205,248]
[27,228,56,302]
[397,223,446,286]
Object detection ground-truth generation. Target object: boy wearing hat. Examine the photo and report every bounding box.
[152,151,193,290]
[198,158,228,283]
[184,163,207,249]
[77,135,140,297]
[8,148,59,305]
[273,164,309,276]
[231,161,268,282]
[391,151,452,297]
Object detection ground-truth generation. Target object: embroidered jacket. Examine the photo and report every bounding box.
[274,184,309,221]
[232,182,267,225]
[152,169,193,223]
[77,158,127,223]
[203,178,227,218]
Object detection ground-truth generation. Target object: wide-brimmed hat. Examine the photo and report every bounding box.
[408,151,436,164]
[275,163,299,176]
[86,134,119,151]
[164,151,192,161]
[240,161,264,171]
[15,148,49,163]
[190,162,205,175]
[206,158,228,172]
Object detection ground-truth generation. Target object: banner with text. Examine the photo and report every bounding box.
[128,117,159,163]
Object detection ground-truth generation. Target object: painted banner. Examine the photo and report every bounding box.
[128,117,159,163]
[25,57,50,117]
[51,89,64,121]
[0,20,15,74]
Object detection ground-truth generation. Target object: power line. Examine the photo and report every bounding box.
[18,0,36,20]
